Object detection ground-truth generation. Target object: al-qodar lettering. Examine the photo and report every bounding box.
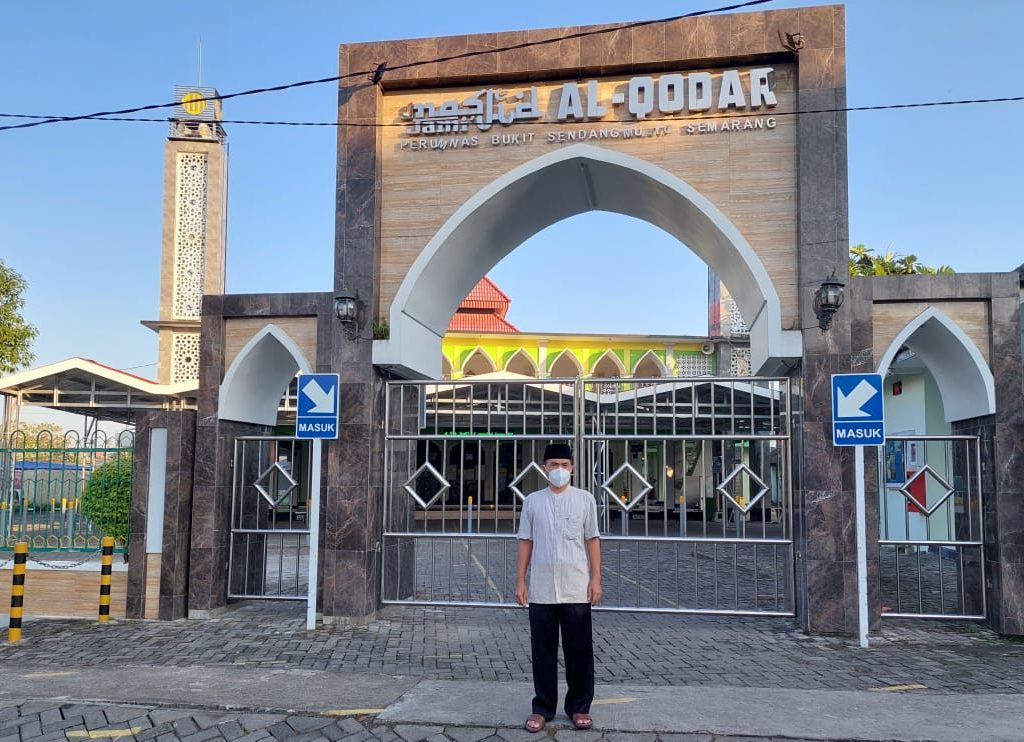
[558,69,777,121]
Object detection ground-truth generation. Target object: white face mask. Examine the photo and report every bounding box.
[547,467,571,488]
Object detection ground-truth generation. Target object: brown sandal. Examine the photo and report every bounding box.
[572,713,593,730]
[525,714,546,733]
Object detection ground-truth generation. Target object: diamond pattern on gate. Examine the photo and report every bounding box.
[254,461,298,508]
[601,463,653,513]
[510,461,548,503]
[403,461,451,510]
[717,463,769,513]
[899,465,955,516]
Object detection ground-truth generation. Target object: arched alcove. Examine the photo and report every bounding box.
[591,350,626,379]
[461,347,496,377]
[376,144,801,378]
[633,350,668,378]
[548,349,583,378]
[219,324,312,426]
[505,349,538,377]
[875,307,996,422]
[441,355,453,379]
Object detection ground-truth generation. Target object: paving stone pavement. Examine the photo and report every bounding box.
[2,603,1024,740]
[1,603,1023,693]
[0,699,801,742]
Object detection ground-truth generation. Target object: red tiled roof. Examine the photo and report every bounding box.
[459,277,511,317]
[447,277,519,333]
[447,312,519,333]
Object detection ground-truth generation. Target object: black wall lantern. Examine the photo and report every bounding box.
[334,293,358,324]
[813,270,845,331]
[334,292,362,341]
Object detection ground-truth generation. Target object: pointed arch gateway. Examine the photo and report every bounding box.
[375,144,801,378]
[875,307,995,422]
[219,324,312,425]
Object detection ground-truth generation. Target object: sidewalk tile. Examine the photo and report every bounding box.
[444,726,497,742]
[394,724,446,741]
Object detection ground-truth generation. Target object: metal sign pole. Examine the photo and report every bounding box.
[855,444,868,648]
[306,439,322,630]
[832,373,884,649]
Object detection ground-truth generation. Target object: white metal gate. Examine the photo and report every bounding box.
[878,435,984,619]
[228,436,312,600]
[382,377,794,614]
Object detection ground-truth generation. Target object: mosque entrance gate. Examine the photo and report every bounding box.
[878,435,985,619]
[227,436,312,601]
[382,376,793,615]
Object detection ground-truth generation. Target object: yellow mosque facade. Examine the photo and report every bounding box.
[440,277,743,381]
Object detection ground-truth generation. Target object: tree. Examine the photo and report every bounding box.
[7,422,68,458]
[81,454,133,545]
[0,259,36,374]
[849,245,955,276]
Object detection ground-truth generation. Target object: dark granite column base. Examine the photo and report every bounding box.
[128,410,197,621]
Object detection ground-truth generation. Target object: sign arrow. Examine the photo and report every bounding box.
[837,379,877,418]
[302,378,335,414]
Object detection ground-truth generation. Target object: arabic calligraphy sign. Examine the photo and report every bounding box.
[398,67,778,139]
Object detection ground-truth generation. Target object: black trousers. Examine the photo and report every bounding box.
[528,602,594,719]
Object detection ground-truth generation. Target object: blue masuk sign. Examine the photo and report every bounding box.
[296,373,340,440]
[831,373,885,447]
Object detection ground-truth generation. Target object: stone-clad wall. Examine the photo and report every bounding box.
[189,292,334,616]
[128,409,196,620]
[850,273,1024,636]
[337,5,851,628]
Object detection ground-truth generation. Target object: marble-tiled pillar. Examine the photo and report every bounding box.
[325,57,384,620]
[128,410,197,620]
[952,279,1024,635]
[792,6,858,634]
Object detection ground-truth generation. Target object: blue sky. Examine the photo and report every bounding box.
[2,0,1022,382]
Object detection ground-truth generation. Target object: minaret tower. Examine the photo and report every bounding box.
[143,86,227,384]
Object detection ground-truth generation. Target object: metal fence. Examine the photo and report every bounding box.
[382,377,793,615]
[228,436,311,600]
[878,435,984,619]
[0,429,134,552]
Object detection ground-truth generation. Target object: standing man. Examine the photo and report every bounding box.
[516,443,602,733]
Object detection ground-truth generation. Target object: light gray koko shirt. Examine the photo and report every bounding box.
[517,486,600,604]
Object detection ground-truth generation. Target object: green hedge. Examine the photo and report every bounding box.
[81,454,133,544]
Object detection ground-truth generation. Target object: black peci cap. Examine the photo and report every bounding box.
[543,443,573,461]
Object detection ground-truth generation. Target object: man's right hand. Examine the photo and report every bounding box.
[515,580,528,607]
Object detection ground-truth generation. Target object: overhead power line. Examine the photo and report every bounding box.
[0,0,774,133]
[2,95,1022,129]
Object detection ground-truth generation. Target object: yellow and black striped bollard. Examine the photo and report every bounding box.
[8,542,28,642]
[98,536,114,622]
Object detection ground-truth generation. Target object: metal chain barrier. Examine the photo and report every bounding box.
[25,548,104,570]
